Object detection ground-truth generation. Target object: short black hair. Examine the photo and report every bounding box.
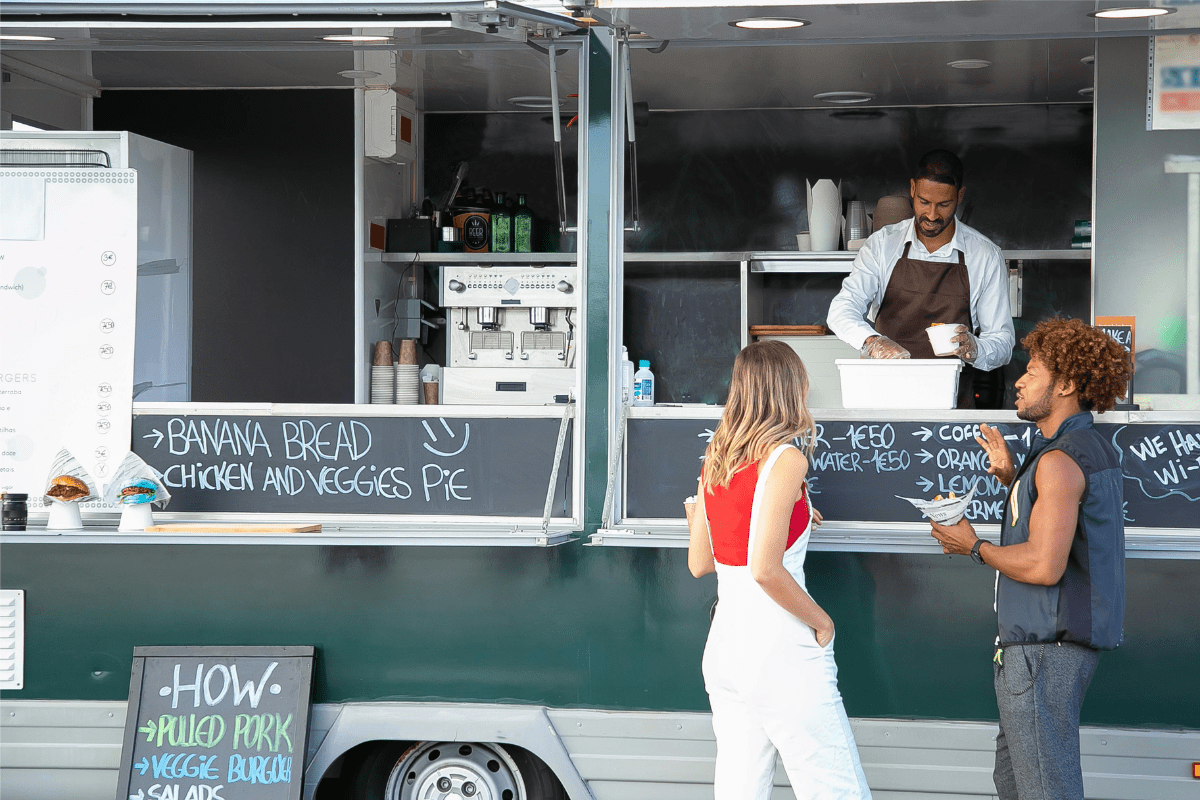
[914,149,964,189]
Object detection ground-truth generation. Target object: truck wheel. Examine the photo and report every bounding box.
[384,741,553,800]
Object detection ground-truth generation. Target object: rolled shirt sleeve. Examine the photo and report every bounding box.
[827,239,887,351]
[968,242,1016,372]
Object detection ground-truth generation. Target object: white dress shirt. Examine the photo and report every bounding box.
[826,217,1015,372]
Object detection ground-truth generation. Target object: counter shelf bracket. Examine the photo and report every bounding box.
[601,401,632,531]
[546,28,570,235]
[1008,259,1023,317]
[539,400,574,536]
[621,27,641,233]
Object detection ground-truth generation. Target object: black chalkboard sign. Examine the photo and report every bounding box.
[626,417,1200,530]
[131,413,571,517]
[116,646,315,800]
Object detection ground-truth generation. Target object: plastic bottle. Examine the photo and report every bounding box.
[632,360,655,407]
[620,347,635,405]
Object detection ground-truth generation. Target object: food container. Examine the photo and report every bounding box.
[925,323,959,356]
[452,207,491,253]
[835,359,962,409]
[2,493,29,531]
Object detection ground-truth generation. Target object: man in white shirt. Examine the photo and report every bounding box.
[827,150,1015,407]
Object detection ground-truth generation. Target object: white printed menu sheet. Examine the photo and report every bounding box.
[1151,34,1200,131]
[0,168,138,510]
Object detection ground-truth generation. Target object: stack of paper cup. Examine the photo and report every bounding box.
[371,364,395,403]
[395,338,420,404]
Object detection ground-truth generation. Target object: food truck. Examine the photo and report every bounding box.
[1,1,1199,798]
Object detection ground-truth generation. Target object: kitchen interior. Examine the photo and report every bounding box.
[2,1,1197,413]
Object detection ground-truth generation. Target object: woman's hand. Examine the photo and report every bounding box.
[813,614,835,648]
[811,506,824,527]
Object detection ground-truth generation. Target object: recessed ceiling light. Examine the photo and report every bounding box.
[0,34,58,41]
[1081,55,1096,65]
[730,18,810,30]
[814,91,875,104]
[338,70,382,79]
[322,34,392,43]
[1089,7,1176,19]
[507,96,567,109]
[1079,87,1095,97]
[948,59,992,70]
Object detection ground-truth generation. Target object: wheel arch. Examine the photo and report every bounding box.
[302,702,594,800]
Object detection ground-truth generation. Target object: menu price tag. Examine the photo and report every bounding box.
[115,646,315,800]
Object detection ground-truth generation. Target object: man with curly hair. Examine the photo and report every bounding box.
[930,317,1132,800]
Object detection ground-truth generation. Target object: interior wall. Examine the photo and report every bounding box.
[624,104,1093,253]
[0,51,94,130]
[1094,36,1195,394]
[94,90,354,403]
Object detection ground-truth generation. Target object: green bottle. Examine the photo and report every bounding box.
[491,191,512,253]
[514,194,534,253]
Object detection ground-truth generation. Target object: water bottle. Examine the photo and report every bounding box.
[632,360,655,407]
[620,346,635,405]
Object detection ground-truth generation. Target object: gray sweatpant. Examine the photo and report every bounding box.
[993,641,1100,800]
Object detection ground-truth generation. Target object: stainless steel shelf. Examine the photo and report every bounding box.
[625,249,1088,271]
[379,252,577,264]
[1002,249,1091,260]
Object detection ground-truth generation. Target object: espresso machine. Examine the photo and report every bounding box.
[439,265,577,404]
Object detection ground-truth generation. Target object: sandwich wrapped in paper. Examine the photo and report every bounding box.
[104,452,172,509]
[42,449,98,503]
[896,483,977,526]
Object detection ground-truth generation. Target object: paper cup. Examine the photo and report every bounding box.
[46,499,83,530]
[795,232,811,252]
[926,324,959,357]
[422,381,439,405]
[118,502,154,532]
[398,339,418,366]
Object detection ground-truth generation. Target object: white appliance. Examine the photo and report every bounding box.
[440,265,577,404]
[1,131,193,402]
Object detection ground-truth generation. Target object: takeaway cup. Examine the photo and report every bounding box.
[926,323,959,357]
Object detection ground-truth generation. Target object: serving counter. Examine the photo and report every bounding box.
[591,405,1200,558]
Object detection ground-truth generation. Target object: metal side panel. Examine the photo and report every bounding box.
[547,709,1200,800]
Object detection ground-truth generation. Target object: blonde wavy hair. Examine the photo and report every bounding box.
[701,340,816,493]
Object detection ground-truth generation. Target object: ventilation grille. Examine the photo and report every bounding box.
[0,589,24,691]
[0,149,111,168]
[521,332,566,352]
[470,331,514,351]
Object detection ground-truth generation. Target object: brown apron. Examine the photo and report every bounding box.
[875,241,978,408]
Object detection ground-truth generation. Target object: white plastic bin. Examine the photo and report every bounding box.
[835,359,963,409]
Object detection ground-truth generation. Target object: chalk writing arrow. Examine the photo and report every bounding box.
[141,429,164,449]
[137,718,156,741]
[916,449,934,464]
[697,428,716,442]
[915,476,934,493]
[913,427,934,442]
[129,791,144,800]
[133,757,149,775]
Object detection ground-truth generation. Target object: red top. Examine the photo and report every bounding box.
[704,459,810,566]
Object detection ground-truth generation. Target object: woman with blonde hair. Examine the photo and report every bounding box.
[686,340,871,799]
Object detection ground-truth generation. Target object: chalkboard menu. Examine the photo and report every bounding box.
[116,646,315,800]
[626,417,1200,529]
[131,413,571,517]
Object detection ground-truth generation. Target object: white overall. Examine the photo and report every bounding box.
[702,444,872,799]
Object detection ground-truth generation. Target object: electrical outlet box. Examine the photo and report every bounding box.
[366,88,417,164]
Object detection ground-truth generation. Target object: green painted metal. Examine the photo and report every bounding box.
[582,29,615,536]
[1,544,1196,730]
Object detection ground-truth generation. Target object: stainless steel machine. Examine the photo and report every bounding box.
[439,265,577,404]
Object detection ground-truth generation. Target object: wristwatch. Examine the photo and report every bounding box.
[970,538,986,565]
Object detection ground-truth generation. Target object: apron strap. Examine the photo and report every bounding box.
[746,444,795,562]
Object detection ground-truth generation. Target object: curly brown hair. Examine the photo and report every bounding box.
[1022,317,1132,413]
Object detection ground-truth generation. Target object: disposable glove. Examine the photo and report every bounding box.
[861,334,910,359]
[951,325,979,363]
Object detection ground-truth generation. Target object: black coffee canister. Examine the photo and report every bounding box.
[2,493,29,531]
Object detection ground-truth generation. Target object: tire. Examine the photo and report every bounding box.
[382,741,567,800]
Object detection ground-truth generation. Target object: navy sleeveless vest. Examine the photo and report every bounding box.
[997,412,1125,650]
